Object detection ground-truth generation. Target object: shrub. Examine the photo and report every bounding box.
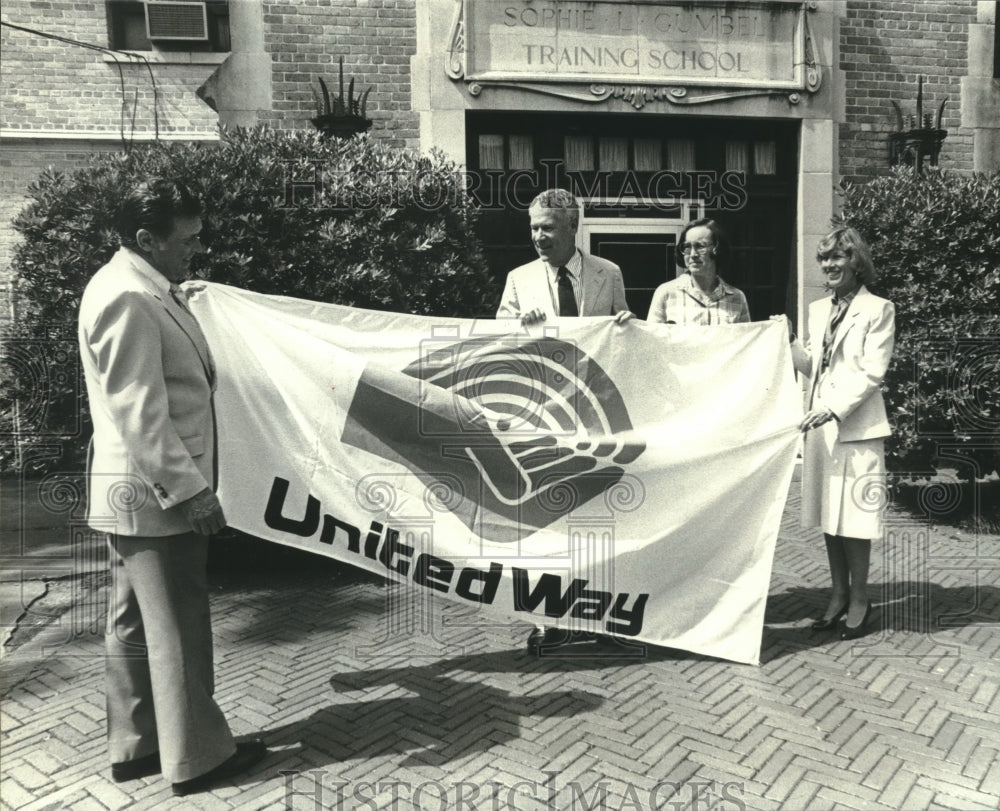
[836,167,1000,480]
[1,126,495,474]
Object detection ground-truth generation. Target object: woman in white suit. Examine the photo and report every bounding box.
[791,227,895,640]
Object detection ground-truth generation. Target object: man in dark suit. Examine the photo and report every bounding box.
[497,188,633,325]
[497,189,633,653]
[78,179,266,795]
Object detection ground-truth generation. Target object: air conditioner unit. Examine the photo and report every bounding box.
[145,1,209,41]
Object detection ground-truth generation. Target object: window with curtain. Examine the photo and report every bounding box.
[753,141,777,175]
[478,134,505,170]
[633,139,662,171]
[666,139,696,171]
[508,135,534,170]
[725,141,750,172]
[565,136,595,171]
[598,137,628,171]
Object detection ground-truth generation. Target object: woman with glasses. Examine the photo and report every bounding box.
[648,218,750,325]
[790,226,895,640]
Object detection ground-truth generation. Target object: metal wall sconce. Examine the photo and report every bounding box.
[311,56,373,140]
[888,75,947,172]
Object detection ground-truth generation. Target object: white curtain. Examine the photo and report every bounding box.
[634,139,662,171]
[509,135,534,170]
[565,136,595,171]
[479,134,504,170]
[667,139,696,171]
[599,137,628,171]
[754,141,777,175]
[725,141,750,173]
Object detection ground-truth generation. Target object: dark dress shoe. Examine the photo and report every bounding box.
[172,740,267,796]
[840,602,873,640]
[526,627,570,652]
[810,604,848,632]
[111,751,161,782]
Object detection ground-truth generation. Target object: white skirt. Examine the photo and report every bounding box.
[801,420,886,539]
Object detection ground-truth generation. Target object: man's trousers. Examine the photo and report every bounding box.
[105,532,236,783]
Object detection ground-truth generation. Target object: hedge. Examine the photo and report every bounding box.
[1,126,495,473]
[836,167,1000,480]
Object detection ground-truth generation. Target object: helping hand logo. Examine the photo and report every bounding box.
[341,336,645,542]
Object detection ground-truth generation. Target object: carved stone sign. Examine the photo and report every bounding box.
[447,0,820,108]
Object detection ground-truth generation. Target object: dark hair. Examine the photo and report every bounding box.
[676,218,731,274]
[116,179,203,249]
[816,226,876,285]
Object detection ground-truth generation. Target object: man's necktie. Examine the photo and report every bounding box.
[821,298,849,370]
[557,266,579,317]
[169,284,192,315]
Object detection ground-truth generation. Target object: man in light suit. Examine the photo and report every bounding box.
[497,188,633,326]
[78,179,266,795]
[497,189,633,653]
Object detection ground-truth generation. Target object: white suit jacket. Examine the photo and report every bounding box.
[791,285,895,442]
[496,252,629,319]
[78,248,216,536]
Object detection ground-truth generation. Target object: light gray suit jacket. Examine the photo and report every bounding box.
[791,285,895,442]
[78,247,217,536]
[496,252,629,319]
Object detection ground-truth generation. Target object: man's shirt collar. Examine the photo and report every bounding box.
[545,248,582,280]
[121,246,174,294]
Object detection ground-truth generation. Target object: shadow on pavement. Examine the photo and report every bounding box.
[262,651,605,768]
[760,583,1000,663]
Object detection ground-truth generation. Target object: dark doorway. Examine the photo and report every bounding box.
[467,111,800,322]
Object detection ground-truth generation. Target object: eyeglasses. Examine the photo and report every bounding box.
[680,242,715,256]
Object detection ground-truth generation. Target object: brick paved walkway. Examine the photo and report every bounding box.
[2,487,999,810]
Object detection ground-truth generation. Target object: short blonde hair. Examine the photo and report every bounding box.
[817,226,876,285]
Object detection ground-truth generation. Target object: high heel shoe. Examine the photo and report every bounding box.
[840,602,873,640]
[810,604,847,631]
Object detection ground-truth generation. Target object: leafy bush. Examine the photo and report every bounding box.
[1,126,495,473]
[836,167,1000,479]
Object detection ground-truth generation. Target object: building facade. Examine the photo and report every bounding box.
[1,0,997,322]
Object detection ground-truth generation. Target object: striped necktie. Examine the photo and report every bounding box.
[821,298,849,370]
[557,266,579,317]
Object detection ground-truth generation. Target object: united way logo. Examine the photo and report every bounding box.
[341,336,646,541]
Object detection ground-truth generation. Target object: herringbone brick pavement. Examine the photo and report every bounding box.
[2,488,998,811]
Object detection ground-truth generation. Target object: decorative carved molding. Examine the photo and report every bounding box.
[467,81,613,104]
[445,0,465,80]
[445,0,823,109]
[607,85,803,109]
[463,82,804,110]
[802,8,822,94]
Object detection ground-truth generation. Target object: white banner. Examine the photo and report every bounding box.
[191,283,802,664]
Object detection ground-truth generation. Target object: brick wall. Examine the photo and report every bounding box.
[0,0,222,284]
[259,0,419,148]
[0,1,219,138]
[839,0,978,183]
